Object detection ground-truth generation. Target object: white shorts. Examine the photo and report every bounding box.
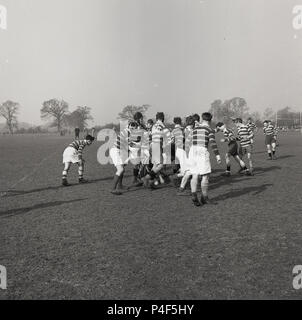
[63,147,80,164]
[151,148,164,165]
[128,147,141,165]
[176,148,190,175]
[188,146,211,176]
[110,147,128,167]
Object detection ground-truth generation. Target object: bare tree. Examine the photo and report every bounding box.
[41,99,69,133]
[75,106,93,130]
[209,97,249,125]
[64,106,93,131]
[0,100,19,134]
[118,104,150,121]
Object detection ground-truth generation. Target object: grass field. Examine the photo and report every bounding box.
[0,131,302,300]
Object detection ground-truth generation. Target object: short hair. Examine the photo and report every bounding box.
[173,117,182,125]
[235,118,243,124]
[202,112,213,122]
[85,135,95,142]
[216,122,224,128]
[192,113,200,123]
[147,119,154,125]
[134,112,143,122]
[263,120,269,124]
[156,112,165,122]
[185,115,194,126]
[129,121,138,128]
[247,117,253,121]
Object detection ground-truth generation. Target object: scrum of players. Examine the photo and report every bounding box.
[61,111,279,207]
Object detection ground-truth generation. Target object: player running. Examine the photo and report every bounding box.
[62,135,95,186]
[246,117,258,145]
[263,120,277,160]
[234,118,255,175]
[216,122,251,176]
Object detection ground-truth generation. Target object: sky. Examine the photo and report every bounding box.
[0,0,302,125]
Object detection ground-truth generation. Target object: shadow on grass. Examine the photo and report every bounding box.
[0,198,88,218]
[209,175,255,191]
[212,184,273,202]
[274,155,295,160]
[253,150,266,155]
[253,165,282,176]
[1,175,132,198]
[208,165,281,190]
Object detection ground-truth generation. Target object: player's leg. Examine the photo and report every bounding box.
[238,145,244,160]
[78,160,87,183]
[143,163,163,188]
[118,164,127,189]
[247,152,254,175]
[177,171,191,195]
[222,153,231,176]
[233,155,250,175]
[200,174,213,204]
[151,163,164,187]
[267,144,272,160]
[271,141,277,159]
[142,145,163,188]
[111,164,125,195]
[171,149,186,188]
[237,148,248,174]
[191,174,201,207]
[62,162,71,186]
[132,164,140,184]
[131,164,143,187]
[110,147,126,195]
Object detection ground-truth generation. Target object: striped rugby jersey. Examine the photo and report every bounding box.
[237,124,253,147]
[172,125,185,150]
[223,128,236,143]
[263,124,276,136]
[69,140,90,157]
[129,126,145,150]
[151,120,172,147]
[191,124,220,156]
[141,130,151,153]
[184,126,193,153]
[113,128,131,150]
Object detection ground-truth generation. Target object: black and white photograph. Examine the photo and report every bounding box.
[1,0,302,307]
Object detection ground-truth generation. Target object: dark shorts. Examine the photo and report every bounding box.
[265,135,276,146]
[227,141,239,157]
[239,144,253,156]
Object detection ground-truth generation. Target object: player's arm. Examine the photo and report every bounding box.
[273,127,278,139]
[78,142,86,161]
[247,127,254,139]
[209,132,221,163]
[170,129,176,144]
[163,128,172,148]
[223,131,233,143]
[236,135,242,141]
[141,131,150,164]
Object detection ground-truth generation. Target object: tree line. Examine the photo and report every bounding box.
[0,97,301,135]
[0,99,93,134]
